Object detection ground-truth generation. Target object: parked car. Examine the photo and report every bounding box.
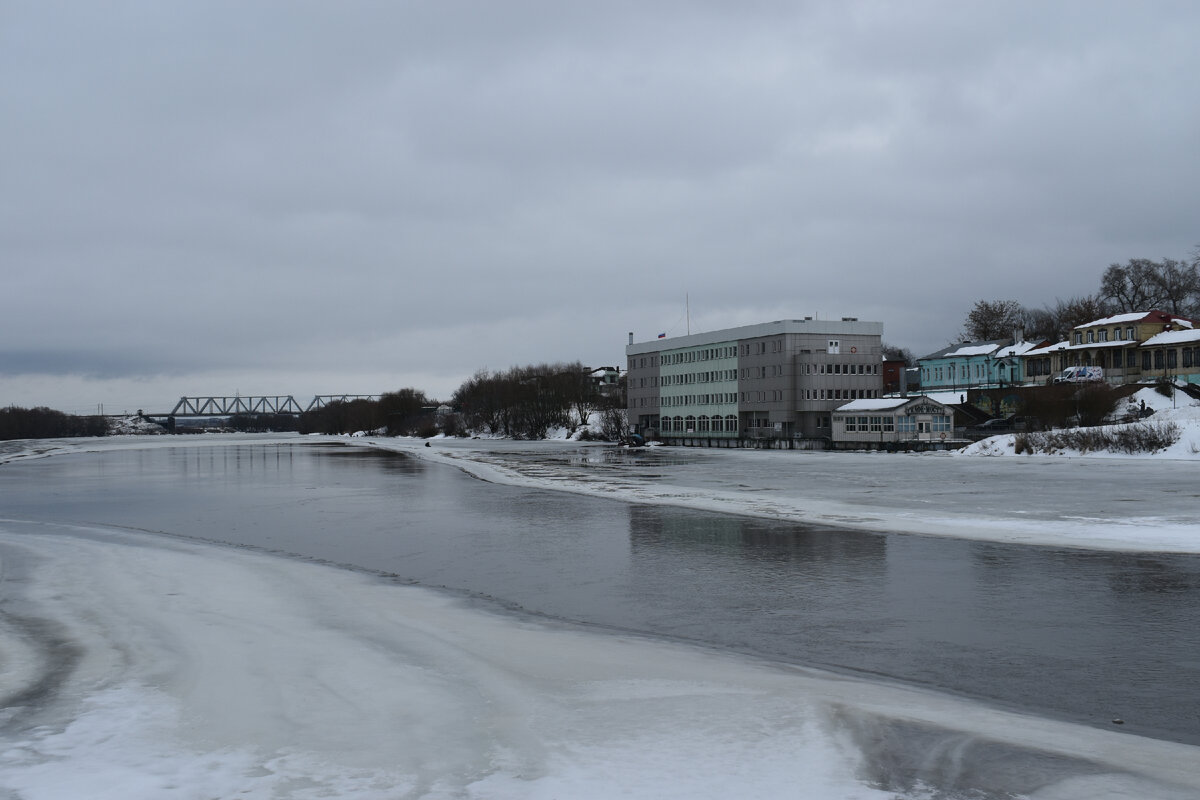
[1053,366,1104,384]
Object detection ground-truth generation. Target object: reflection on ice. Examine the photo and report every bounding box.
[2,522,1198,799]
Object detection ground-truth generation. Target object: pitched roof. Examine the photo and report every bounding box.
[1076,310,1197,329]
[1141,328,1200,347]
[918,339,1009,361]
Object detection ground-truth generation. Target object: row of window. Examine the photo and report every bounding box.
[633,356,879,377]
[661,393,738,406]
[661,414,740,433]
[660,369,737,386]
[804,389,878,400]
[1066,347,1200,371]
[803,363,877,376]
[922,363,1003,382]
[838,415,952,432]
[659,346,738,366]
[1076,326,1137,345]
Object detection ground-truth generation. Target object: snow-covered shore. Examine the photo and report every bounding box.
[348,390,1200,553]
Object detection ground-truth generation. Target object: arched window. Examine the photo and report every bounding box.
[684,415,696,432]
[725,414,738,432]
[698,415,710,432]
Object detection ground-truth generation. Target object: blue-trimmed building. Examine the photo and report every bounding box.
[918,338,1042,392]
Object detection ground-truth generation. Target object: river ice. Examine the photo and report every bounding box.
[2,435,1199,798]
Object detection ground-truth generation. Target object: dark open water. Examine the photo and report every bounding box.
[2,441,1198,746]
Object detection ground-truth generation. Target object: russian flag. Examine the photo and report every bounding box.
[657,332,666,338]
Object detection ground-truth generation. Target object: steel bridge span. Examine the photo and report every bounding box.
[158,395,381,417]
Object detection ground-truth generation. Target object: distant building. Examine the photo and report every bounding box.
[917,336,1043,391]
[831,395,956,449]
[1059,310,1200,386]
[626,318,884,444]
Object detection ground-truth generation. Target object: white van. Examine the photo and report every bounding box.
[1053,366,1104,384]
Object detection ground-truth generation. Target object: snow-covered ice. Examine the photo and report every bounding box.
[2,521,1198,800]
[350,388,1200,554]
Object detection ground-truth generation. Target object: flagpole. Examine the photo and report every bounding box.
[686,293,690,335]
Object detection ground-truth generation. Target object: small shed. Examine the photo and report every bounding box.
[832,395,956,449]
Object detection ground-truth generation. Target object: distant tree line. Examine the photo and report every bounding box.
[961,250,1200,344]
[227,413,300,432]
[0,406,109,440]
[297,388,439,436]
[452,362,624,440]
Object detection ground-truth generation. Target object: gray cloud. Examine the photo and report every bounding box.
[2,1,1198,411]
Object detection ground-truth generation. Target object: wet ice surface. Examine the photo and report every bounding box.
[2,435,1199,798]
[381,437,1200,552]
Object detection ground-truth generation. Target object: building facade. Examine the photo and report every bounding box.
[831,396,956,449]
[626,318,884,442]
[917,337,1041,391]
[1056,310,1199,385]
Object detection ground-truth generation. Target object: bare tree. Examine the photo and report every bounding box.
[1148,258,1200,316]
[962,299,1025,341]
[1040,295,1111,338]
[1101,259,1162,312]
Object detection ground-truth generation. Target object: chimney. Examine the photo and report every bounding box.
[628,332,634,345]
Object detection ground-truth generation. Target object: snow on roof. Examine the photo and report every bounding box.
[995,340,1041,358]
[836,398,911,411]
[1076,310,1197,329]
[1077,311,1152,328]
[1141,328,1200,347]
[1022,341,1070,357]
[945,343,1001,357]
[836,395,951,412]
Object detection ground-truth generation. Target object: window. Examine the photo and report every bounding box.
[898,416,916,433]
[1143,351,1152,370]
[1155,350,1165,369]
[869,416,883,432]
[1098,329,1107,342]
[1127,327,1136,341]
[1087,331,1095,343]
[1185,348,1194,368]
[932,415,952,432]
[1074,332,1083,345]
[882,417,894,432]
[1168,349,1178,369]
[844,417,857,432]
[1127,350,1137,368]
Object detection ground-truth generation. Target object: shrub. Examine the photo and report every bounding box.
[1014,421,1180,455]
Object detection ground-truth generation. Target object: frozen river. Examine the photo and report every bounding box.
[1,436,1198,799]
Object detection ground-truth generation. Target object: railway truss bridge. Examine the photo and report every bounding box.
[158,395,381,417]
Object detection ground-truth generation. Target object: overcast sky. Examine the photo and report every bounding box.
[3,1,1198,414]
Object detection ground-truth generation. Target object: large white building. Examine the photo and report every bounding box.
[626,318,884,444]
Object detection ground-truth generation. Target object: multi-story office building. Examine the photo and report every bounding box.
[626,318,884,442]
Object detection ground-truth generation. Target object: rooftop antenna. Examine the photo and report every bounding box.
[686,292,691,335]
